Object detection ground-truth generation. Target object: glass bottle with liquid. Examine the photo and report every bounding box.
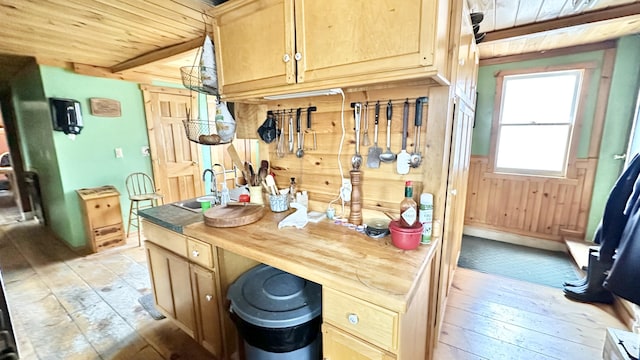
[399,181,418,228]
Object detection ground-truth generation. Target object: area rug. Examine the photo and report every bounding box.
[458,235,581,288]
[138,293,165,320]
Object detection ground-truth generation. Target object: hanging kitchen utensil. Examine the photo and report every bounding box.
[276,111,286,158]
[257,111,278,143]
[352,103,363,170]
[304,106,317,151]
[396,99,411,175]
[288,110,294,153]
[410,97,427,168]
[295,108,304,158]
[366,101,382,168]
[380,100,396,163]
[362,102,370,147]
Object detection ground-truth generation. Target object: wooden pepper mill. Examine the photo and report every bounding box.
[348,170,362,225]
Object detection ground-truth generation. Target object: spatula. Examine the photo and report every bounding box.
[366,101,382,168]
[396,99,411,174]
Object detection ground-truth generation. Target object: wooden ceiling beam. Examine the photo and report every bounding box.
[484,3,640,42]
[110,36,203,73]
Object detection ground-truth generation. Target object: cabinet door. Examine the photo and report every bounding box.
[213,0,296,94]
[190,264,223,357]
[295,0,440,84]
[322,324,395,360]
[441,99,475,297]
[146,242,197,338]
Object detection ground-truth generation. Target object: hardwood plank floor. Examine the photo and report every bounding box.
[434,267,627,360]
[0,220,213,360]
[0,216,627,359]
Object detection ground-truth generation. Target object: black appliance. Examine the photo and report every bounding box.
[49,98,83,135]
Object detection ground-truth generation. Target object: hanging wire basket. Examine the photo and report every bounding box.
[180,66,219,97]
[182,119,231,145]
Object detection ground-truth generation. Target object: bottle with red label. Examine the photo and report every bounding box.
[399,181,418,228]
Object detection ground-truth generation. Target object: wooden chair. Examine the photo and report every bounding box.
[125,172,163,246]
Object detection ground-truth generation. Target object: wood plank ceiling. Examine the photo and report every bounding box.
[467,0,640,60]
[0,0,216,85]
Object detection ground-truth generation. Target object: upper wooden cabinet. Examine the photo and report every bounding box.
[212,0,452,99]
[450,0,479,105]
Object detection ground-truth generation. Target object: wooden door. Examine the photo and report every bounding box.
[145,242,197,338]
[322,324,395,360]
[294,0,438,84]
[213,0,296,95]
[439,98,475,314]
[190,264,223,357]
[142,85,204,203]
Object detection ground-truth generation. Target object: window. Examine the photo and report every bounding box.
[493,69,583,176]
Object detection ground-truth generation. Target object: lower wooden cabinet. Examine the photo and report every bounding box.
[145,239,224,359]
[322,323,395,360]
[190,264,223,356]
[146,241,197,338]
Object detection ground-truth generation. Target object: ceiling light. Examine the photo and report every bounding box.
[263,88,343,100]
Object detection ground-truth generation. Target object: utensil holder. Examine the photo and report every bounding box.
[269,194,289,212]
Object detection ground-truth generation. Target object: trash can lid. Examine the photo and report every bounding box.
[227,264,321,328]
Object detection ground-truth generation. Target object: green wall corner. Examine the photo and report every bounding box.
[13,65,155,248]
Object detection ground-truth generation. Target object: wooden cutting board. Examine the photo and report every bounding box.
[203,203,265,228]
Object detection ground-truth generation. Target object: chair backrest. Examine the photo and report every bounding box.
[125,172,157,197]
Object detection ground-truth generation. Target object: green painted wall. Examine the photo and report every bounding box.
[472,35,640,241]
[10,64,67,240]
[586,35,640,239]
[11,65,155,248]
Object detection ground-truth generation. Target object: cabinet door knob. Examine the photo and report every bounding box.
[192,250,200,257]
[283,54,291,63]
[205,294,213,302]
[450,189,458,196]
[294,52,302,61]
[347,313,359,325]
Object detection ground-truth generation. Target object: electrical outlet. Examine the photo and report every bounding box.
[340,178,352,202]
[141,146,150,156]
[114,147,123,158]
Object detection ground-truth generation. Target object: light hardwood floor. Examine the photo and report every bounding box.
[434,268,627,359]
[0,219,627,359]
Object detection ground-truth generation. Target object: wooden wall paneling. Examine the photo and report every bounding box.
[516,180,530,230]
[465,156,598,241]
[243,84,447,215]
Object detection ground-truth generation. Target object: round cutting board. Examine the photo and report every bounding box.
[204,203,266,228]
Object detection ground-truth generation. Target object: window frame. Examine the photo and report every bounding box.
[488,63,595,179]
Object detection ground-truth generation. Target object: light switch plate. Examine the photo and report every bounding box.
[115,148,123,158]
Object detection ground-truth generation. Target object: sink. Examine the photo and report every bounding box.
[171,197,216,213]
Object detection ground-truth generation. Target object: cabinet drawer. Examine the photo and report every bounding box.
[142,220,187,257]
[187,238,214,269]
[323,288,398,352]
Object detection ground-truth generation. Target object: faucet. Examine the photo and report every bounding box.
[202,169,219,204]
[212,163,230,205]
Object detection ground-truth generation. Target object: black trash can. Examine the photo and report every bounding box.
[227,264,321,359]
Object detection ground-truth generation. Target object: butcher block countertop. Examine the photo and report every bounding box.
[183,211,439,313]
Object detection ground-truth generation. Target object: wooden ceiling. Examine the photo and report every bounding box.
[0,0,638,86]
[467,0,640,60]
[0,0,216,85]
